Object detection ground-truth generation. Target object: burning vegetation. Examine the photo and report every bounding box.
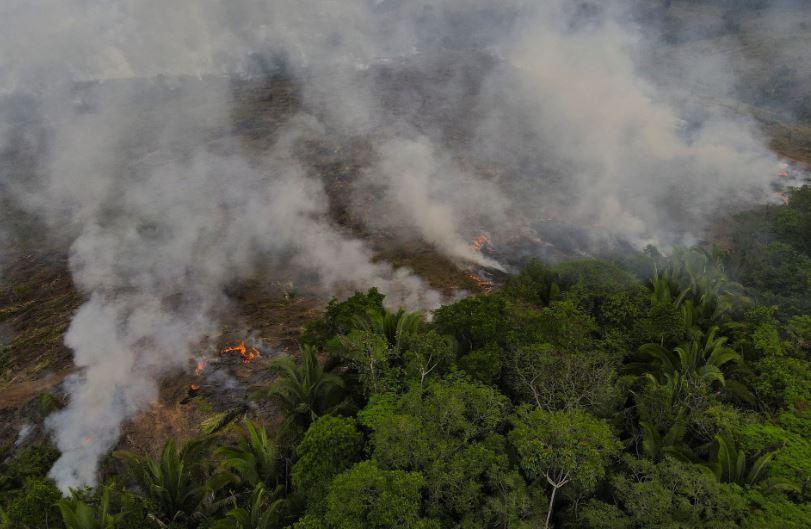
[221,341,261,365]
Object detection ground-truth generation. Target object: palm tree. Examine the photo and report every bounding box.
[708,434,793,492]
[218,420,280,488]
[650,246,749,328]
[352,307,422,352]
[57,485,121,529]
[114,438,230,525]
[639,414,694,462]
[649,266,691,308]
[253,345,345,434]
[635,327,741,386]
[211,483,286,529]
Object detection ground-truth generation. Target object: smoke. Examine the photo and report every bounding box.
[467,1,782,248]
[355,136,507,268]
[0,0,804,490]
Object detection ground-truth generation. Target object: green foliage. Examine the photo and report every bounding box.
[335,331,394,396]
[509,406,621,494]
[253,345,346,438]
[402,330,455,387]
[708,434,785,490]
[302,289,385,348]
[57,485,122,529]
[726,186,811,317]
[8,245,811,529]
[751,355,811,411]
[735,420,811,500]
[3,477,64,529]
[323,461,436,529]
[740,488,811,529]
[639,414,694,462]
[217,420,280,488]
[432,294,509,353]
[785,315,811,358]
[359,377,516,524]
[554,260,648,329]
[535,301,597,351]
[590,456,748,529]
[351,308,422,353]
[211,483,285,529]
[456,342,502,385]
[504,343,619,414]
[634,327,741,387]
[292,416,362,507]
[0,442,60,492]
[114,437,226,525]
[509,405,621,529]
[503,260,561,307]
[737,242,811,302]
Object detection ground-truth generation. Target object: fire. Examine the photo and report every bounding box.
[465,270,495,293]
[194,359,206,376]
[222,341,261,365]
[471,233,492,253]
[189,383,200,391]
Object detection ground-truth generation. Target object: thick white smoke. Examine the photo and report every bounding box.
[0,0,801,490]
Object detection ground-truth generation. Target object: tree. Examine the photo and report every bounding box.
[433,294,509,354]
[639,414,694,462]
[351,307,423,353]
[301,289,386,348]
[323,461,437,529]
[402,330,454,388]
[336,331,393,396]
[217,420,280,488]
[211,483,286,529]
[114,438,228,525]
[58,485,122,529]
[589,455,749,529]
[254,345,346,436]
[751,356,811,412]
[504,343,618,414]
[635,327,741,387]
[708,434,790,492]
[359,377,514,523]
[292,416,363,507]
[3,477,64,528]
[503,259,561,307]
[509,406,621,529]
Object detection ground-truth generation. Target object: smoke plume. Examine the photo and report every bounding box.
[0,0,803,490]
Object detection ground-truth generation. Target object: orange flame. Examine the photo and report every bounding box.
[194,359,206,376]
[465,270,494,293]
[471,233,491,252]
[222,341,261,365]
[189,383,200,391]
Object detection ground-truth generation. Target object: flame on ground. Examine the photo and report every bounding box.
[221,341,261,365]
[471,233,492,253]
[194,359,206,376]
[189,383,200,391]
[465,270,495,293]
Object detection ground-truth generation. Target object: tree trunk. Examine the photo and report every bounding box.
[545,484,558,529]
[544,471,569,529]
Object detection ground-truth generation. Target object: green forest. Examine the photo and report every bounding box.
[2,186,810,529]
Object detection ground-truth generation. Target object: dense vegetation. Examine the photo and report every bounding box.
[1,186,810,528]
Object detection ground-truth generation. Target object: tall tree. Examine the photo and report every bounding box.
[509,406,621,529]
[254,345,346,437]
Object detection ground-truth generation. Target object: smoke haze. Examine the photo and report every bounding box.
[0,0,804,490]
